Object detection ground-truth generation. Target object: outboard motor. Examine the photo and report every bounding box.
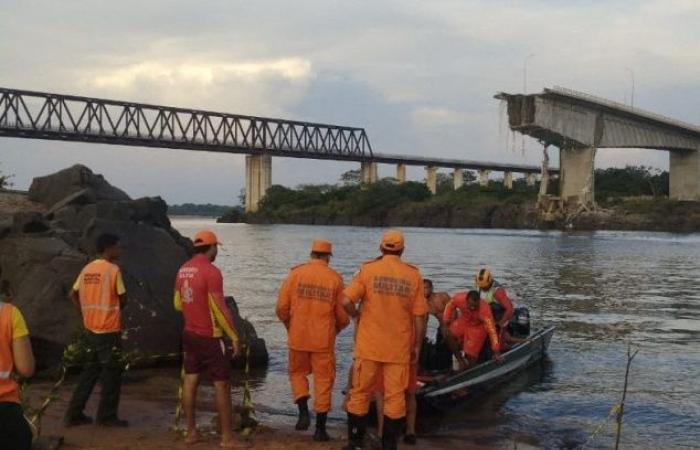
[508,307,531,338]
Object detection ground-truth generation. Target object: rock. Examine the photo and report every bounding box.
[28,164,130,208]
[1,166,268,370]
[225,297,269,369]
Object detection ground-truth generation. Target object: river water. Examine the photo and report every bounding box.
[171,218,700,450]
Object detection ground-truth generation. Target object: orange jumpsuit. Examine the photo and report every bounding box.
[344,255,427,419]
[443,293,499,359]
[276,259,349,413]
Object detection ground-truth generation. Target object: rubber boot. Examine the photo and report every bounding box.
[341,413,366,450]
[381,417,400,450]
[295,396,311,431]
[313,412,330,442]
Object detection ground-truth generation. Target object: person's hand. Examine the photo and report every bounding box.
[232,340,242,358]
[493,351,504,363]
[411,346,420,365]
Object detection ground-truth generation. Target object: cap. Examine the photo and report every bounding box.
[193,230,221,247]
[380,229,404,252]
[311,239,333,255]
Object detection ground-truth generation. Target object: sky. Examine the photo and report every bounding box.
[1,0,699,205]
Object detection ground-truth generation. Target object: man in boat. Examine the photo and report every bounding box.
[276,239,349,442]
[423,279,466,370]
[443,290,502,367]
[342,229,428,450]
[474,269,514,330]
[173,230,244,448]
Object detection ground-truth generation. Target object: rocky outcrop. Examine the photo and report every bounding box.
[0,165,267,370]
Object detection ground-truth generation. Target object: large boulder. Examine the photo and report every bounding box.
[0,166,268,370]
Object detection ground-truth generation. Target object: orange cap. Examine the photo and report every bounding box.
[380,229,404,252]
[192,230,220,247]
[311,239,333,255]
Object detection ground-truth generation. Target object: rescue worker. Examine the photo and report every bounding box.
[474,269,514,329]
[65,233,128,427]
[423,279,465,370]
[276,239,349,442]
[174,230,244,449]
[0,286,35,450]
[342,229,428,450]
[443,290,502,367]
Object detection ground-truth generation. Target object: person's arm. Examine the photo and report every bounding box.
[70,273,82,310]
[275,276,292,329]
[411,277,429,364]
[342,269,366,319]
[115,269,127,310]
[334,282,350,333]
[207,269,240,356]
[442,300,457,326]
[480,302,502,360]
[495,288,514,327]
[11,308,35,378]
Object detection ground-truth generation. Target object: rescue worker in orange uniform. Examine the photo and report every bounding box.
[65,233,129,427]
[0,286,35,450]
[276,239,349,442]
[174,230,243,449]
[474,269,514,329]
[342,230,428,450]
[443,290,502,366]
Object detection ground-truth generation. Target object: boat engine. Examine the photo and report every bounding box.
[508,307,530,338]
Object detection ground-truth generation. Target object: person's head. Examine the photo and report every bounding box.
[192,230,220,262]
[466,290,480,310]
[96,233,122,261]
[0,280,13,303]
[423,279,434,298]
[475,268,494,290]
[310,239,332,263]
[380,229,404,256]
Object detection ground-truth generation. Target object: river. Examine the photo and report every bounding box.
[171,218,700,450]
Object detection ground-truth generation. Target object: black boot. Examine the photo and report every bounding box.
[313,411,330,442]
[341,413,366,450]
[381,417,401,450]
[295,396,311,431]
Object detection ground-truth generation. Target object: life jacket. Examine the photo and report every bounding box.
[478,281,505,323]
[78,260,121,333]
[0,301,20,403]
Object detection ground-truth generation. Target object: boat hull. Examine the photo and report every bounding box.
[416,326,555,412]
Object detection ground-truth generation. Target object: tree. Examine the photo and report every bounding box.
[340,169,361,185]
[0,163,13,190]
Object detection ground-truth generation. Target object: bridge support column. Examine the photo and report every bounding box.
[453,169,464,190]
[503,171,513,190]
[560,146,595,205]
[245,154,272,213]
[396,164,406,183]
[670,150,700,200]
[478,170,490,187]
[526,173,537,187]
[360,162,378,184]
[425,166,437,194]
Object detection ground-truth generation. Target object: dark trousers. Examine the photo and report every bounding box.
[65,331,124,422]
[0,402,32,450]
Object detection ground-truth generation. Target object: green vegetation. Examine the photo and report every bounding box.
[0,163,13,189]
[168,203,234,217]
[595,166,669,202]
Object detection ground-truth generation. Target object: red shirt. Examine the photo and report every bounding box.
[174,254,238,342]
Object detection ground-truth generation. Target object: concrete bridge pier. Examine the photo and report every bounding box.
[526,173,537,187]
[245,154,272,213]
[560,146,596,204]
[426,166,437,194]
[361,161,378,184]
[670,150,700,200]
[503,171,513,190]
[453,169,464,190]
[396,163,406,184]
[479,170,490,187]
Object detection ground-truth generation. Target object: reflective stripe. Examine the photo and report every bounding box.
[0,370,10,379]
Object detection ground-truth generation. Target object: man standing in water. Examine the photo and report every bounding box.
[276,239,349,441]
[65,233,129,427]
[342,230,428,450]
[174,230,243,448]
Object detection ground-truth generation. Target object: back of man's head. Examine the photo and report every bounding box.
[96,233,120,255]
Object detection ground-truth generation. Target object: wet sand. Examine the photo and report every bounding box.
[26,369,511,450]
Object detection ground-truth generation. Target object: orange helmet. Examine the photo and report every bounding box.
[193,230,220,247]
[475,268,493,289]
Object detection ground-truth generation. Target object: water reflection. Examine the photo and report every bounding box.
[172,220,700,449]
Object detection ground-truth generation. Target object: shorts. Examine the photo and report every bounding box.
[373,363,419,395]
[182,331,230,381]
